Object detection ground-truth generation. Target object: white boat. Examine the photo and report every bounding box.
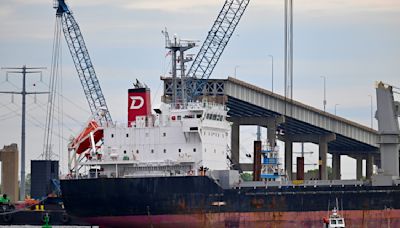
[323,207,345,228]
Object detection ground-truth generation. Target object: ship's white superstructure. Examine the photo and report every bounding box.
[72,96,231,178]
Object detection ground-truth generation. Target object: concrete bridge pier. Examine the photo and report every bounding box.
[332,153,341,180]
[231,122,240,170]
[285,140,293,180]
[319,134,336,180]
[355,155,363,180]
[366,154,374,179]
[267,123,277,148]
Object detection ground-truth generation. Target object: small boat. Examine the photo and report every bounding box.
[323,200,345,228]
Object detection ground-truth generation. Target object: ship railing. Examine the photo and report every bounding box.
[169,101,227,111]
[235,179,366,189]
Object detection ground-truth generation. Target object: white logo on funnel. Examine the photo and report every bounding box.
[130,96,144,110]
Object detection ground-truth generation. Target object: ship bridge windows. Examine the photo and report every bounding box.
[205,113,224,121]
[184,114,194,119]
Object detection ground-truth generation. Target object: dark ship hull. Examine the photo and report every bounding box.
[60,176,400,228]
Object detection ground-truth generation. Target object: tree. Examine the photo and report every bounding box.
[240,172,253,181]
[25,173,31,198]
[305,167,333,180]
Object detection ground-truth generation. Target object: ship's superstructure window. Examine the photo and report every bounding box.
[163,132,166,137]
[193,148,196,152]
[178,149,181,152]
[126,133,129,138]
[136,150,139,154]
[164,149,167,153]
[111,134,114,138]
[123,150,126,154]
[151,149,154,153]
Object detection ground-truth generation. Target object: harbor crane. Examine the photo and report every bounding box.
[184,0,250,101]
[54,0,112,124]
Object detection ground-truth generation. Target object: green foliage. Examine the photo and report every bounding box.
[305,166,333,180]
[240,172,253,181]
[25,173,31,198]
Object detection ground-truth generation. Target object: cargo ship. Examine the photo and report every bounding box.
[60,84,400,227]
[60,37,400,228]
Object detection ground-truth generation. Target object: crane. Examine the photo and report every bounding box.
[54,0,112,124]
[184,0,250,101]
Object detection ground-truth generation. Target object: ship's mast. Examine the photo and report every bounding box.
[162,29,196,106]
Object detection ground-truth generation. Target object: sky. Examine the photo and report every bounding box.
[0,0,399,180]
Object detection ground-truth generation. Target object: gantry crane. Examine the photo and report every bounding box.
[54,0,112,124]
[184,0,250,101]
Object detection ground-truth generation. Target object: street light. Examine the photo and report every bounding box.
[268,55,274,93]
[334,104,339,115]
[368,94,373,128]
[320,76,327,112]
[234,65,240,78]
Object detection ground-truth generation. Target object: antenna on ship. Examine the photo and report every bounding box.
[162,28,196,107]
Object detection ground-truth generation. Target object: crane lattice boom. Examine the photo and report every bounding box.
[55,0,112,124]
[185,0,250,100]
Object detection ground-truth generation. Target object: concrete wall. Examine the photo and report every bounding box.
[0,144,19,202]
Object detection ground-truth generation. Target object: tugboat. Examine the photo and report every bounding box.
[260,142,286,181]
[323,200,346,228]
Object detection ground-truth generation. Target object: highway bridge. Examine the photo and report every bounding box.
[162,77,379,180]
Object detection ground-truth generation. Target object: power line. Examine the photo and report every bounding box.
[0,65,47,201]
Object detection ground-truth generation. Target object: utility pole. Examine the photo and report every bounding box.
[284,0,294,99]
[0,65,47,200]
[334,104,339,115]
[268,55,274,93]
[234,65,240,78]
[368,94,373,128]
[321,76,326,112]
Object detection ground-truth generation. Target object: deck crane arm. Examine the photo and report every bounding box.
[185,0,250,101]
[55,0,112,124]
